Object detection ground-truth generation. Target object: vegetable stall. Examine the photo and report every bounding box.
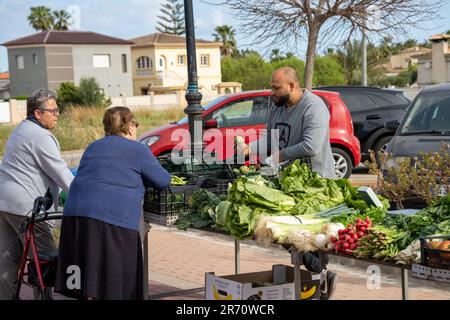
[142,159,450,300]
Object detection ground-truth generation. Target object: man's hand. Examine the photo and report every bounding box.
[235,136,251,156]
[268,151,283,167]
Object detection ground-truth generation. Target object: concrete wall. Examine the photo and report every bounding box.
[8,47,48,96]
[45,45,75,92]
[72,45,133,97]
[416,59,433,85]
[0,101,10,122]
[431,41,448,84]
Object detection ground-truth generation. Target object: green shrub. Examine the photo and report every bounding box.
[11,96,28,100]
[56,77,111,112]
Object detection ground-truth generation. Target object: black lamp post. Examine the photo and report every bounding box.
[184,0,204,163]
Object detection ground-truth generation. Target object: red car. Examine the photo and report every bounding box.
[138,90,361,178]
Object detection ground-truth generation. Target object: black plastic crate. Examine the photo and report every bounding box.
[201,166,236,197]
[420,235,450,270]
[143,173,204,215]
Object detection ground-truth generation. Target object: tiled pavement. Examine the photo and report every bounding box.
[147,225,450,300]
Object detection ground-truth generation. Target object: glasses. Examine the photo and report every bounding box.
[40,108,60,115]
[131,120,139,128]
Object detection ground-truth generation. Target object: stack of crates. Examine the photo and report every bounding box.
[143,172,204,226]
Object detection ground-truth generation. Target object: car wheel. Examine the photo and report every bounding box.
[373,136,392,167]
[332,147,353,179]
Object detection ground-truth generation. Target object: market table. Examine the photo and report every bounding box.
[141,219,417,300]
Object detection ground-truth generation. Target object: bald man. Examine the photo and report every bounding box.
[248,67,336,178]
[246,67,338,299]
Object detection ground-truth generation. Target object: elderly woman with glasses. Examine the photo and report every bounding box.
[55,106,170,300]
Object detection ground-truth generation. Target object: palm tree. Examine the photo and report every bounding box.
[212,25,237,57]
[52,10,71,31]
[28,6,54,31]
[270,49,282,62]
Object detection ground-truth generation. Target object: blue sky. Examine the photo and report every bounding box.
[1,0,450,72]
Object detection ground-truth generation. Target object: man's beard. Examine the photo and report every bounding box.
[273,93,290,107]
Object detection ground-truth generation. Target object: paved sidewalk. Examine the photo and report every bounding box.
[147,225,450,300]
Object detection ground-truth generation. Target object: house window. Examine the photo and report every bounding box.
[93,54,111,68]
[121,54,127,73]
[137,56,152,69]
[200,54,209,67]
[159,58,163,67]
[136,56,152,76]
[16,55,24,69]
[33,54,38,65]
[177,55,185,65]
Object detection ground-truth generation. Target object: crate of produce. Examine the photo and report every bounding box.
[143,172,205,216]
[201,166,237,197]
[419,235,450,270]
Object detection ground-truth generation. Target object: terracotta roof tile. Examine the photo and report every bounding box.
[3,30,134,46]
[429,34,450,42]
[130,33,219,46]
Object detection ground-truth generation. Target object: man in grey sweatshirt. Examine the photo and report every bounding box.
[245,67,337,299]
[0,89,73,299]
[248,67,336,178]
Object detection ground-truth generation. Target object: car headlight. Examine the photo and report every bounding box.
[140,136,160,147]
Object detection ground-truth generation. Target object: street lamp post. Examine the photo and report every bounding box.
[184,0,204,163]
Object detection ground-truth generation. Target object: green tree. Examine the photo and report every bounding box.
[52,10,71,30]
[57,78,111,110]
[313,56,346,86]
[270,49,283,62]
[28,6,54,31]
[212,25,237,56]
[57,82,81,112]
[156,0,185,35]
[78,78,111,108]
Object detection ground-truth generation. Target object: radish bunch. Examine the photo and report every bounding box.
[330,217,372,255]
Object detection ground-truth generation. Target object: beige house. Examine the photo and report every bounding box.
[129,33,234,98]
[385,47,431,76]
[414,34,450,85]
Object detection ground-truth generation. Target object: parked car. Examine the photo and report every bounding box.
[313,86,411,162]
[139,90,361,178]
[384,83,450,170]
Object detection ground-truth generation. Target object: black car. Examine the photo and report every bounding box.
[314,86,411,162]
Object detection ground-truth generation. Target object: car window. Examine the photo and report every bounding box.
[401,93,450,133]
[340,92,375,112]
[205,97,270,128]
[209,99,254,128]
[369,93,394,108]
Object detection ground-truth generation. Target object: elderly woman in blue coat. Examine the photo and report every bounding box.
[55,106,170,300]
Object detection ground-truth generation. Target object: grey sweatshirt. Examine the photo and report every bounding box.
[250,90,336,178]
[0,120,73,216]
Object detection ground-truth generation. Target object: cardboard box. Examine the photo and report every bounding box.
[205,264,321,300]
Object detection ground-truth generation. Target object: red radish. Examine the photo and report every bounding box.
[352,234,359,240]
[343,228,348,234]
[355,218,362,223]
[357,231,365,238]
[338,230,345,236]
[360,226,367,232]
[348,238,354,244]
[330,236,338,243]
[339,235,345,241]
[344,235,351,241]
[342,242,349,249]
[349,243,356,250]
[348,224,354,229]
